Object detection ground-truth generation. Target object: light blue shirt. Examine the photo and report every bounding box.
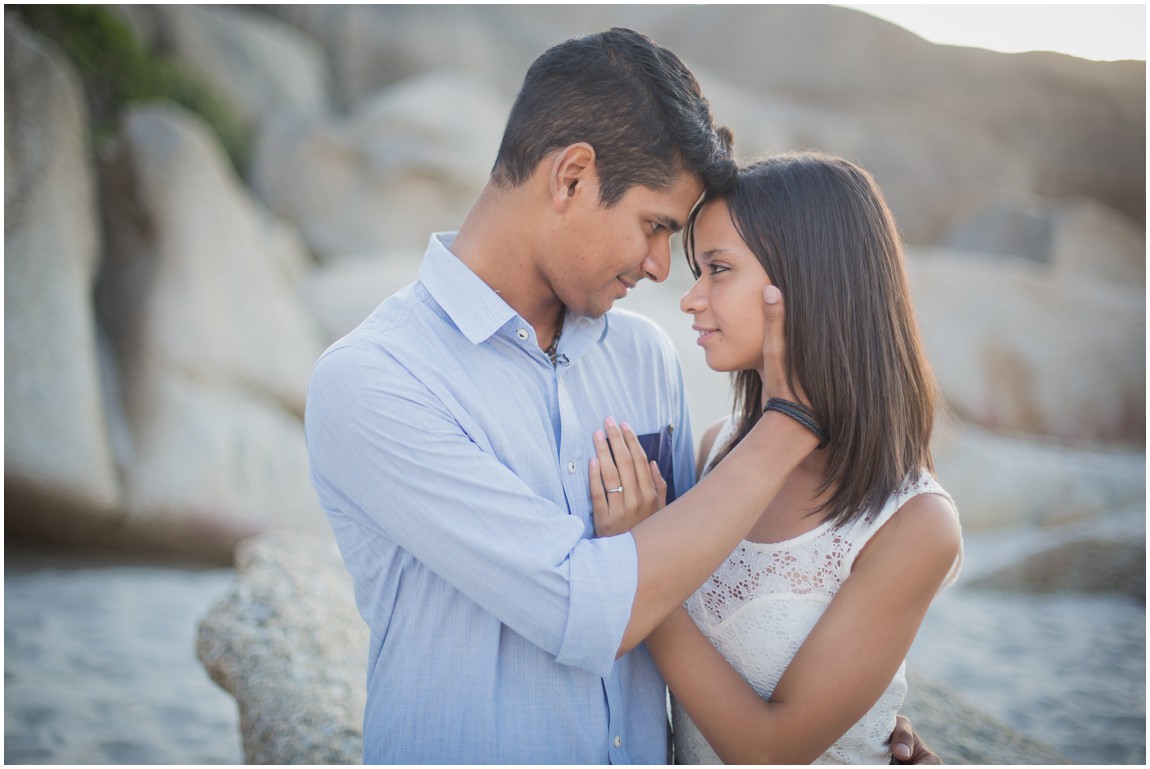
[305,233,696,764]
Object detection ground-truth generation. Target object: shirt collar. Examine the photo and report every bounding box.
[419,232,608,353]
[419,232,517,345]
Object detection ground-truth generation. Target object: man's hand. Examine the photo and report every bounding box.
[891,714,941,764]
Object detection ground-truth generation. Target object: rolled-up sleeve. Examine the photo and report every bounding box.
[306,343,637,675]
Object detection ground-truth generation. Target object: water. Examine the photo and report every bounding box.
[4,558,243,764]
[909,532,1146,765]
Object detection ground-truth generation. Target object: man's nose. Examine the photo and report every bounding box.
[641,235,672,283]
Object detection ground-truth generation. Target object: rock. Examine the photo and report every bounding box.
[299,252,422,341]
[252,70,508,262]
[96,105,329,559]
[908,248,1144,444]
[263,5,1144,244]
[197,531,367,764]
[942,192,1145,283]
[4,15,120,526]
[903,669,1070,764]
[151,5,330,132]
[932,419,1145,532]
[967,538,1146,600]
[1048,198,1146,284]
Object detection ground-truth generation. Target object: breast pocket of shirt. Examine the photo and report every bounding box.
[636,425,677,505]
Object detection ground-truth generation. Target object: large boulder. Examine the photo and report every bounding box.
[298,252,422,341]
[966,537,1145,601]
[252,70,508,262]
[907,248,1144,444]
[197,532,367,764]
[97,105,329,559]
[932,418,1145,532]
[942,193,1145,284]
[4,15,120,529]
[902,669,1069,764]
[150,5,330,133]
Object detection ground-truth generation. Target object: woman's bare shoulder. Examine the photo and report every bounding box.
[696,417,730,478]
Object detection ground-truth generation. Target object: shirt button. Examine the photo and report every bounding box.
[614,736,622,749]
[566,461,576,474]
[516,328,529,340]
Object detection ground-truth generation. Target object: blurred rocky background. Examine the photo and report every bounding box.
[4,4,1144,764]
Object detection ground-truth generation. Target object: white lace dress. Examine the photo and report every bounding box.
[672,418,962,764]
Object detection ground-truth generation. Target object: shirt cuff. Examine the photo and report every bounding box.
[556,532,639,677]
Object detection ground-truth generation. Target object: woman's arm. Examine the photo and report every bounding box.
[647,493,961,764]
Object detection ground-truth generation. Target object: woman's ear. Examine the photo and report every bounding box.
[549,143,597,212]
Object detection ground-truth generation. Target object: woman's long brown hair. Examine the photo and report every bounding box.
[684,151,939,526]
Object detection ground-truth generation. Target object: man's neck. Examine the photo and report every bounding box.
[450,181,565,345]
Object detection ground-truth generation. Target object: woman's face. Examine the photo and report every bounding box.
[680,198,773,373]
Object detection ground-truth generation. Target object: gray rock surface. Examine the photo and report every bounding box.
[196,532,367,764]
[4,15,120,528]
[96,105,329,559]
[967,537,1146,601]
[252,70,508,261]
[907,248,1144,444]
[903,669,1070,764]
[931,418,1146,532]
[262,5,1144,243]
[942,193,1145,284]
[151,5,330,132]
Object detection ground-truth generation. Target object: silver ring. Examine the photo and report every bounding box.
[606,486,624,494]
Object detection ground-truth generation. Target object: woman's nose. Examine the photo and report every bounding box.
[680,279,705,314]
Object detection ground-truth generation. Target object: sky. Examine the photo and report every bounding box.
[841,4,1146,61]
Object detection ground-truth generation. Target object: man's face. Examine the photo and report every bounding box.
[546,171,704,318]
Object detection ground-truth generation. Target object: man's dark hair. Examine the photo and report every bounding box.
[491,28,735,205]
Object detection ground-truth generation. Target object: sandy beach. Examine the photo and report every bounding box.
[4,528,1145,765]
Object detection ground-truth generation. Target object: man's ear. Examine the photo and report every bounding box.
[549,143,597,212]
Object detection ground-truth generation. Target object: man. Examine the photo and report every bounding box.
[306,28,933,764]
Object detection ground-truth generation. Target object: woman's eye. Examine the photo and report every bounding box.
[708,263,729,275]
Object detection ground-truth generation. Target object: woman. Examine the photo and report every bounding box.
[590,151,962,764]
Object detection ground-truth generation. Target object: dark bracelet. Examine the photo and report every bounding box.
[763,397,827,448]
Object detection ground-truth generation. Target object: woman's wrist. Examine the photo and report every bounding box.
[762,397,826,448]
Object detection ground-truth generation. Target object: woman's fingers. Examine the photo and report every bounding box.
[592,424,624,494]
[603,418,641,496]
[651,460,668,509]
[589,456,610,534]
[760,284,812,409]
[590,418,663,536]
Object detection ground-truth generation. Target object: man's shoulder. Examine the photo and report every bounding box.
[314,281,433,372]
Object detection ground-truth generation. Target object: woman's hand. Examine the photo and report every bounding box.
[589,417,667,537]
